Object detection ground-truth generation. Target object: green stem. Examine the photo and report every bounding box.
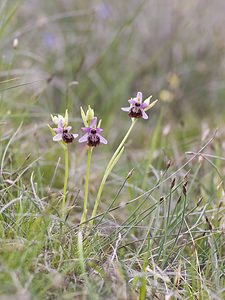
[62,145,69,220]
[109,119,136,168]
[90,120,136,224]
[81,147,93,223]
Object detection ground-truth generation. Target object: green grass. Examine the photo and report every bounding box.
[1,0,225,299]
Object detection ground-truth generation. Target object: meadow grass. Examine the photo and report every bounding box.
[1,0,225,299]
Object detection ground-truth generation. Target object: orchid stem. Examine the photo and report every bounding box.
[90,120,137,225]
[62,145,69,220]
[111,119,136,165]
[81,147,93,224]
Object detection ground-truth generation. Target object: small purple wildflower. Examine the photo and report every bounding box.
[121,92,148,119]
[79,117,107,147]
[52,113,78,144]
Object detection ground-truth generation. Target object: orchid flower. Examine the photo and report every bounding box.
[51,111,78,143]
[79,117,107,147]
[121,91,149,119]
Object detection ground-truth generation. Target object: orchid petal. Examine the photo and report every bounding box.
[128,99,136,105]
[53,116,59,124]
[96,127,103,133]
[57,114,65,125]
[58,121,63,129]
[136,91,143,102]
[82,127,91,133]
[140,102,148,109]
[78,133,88,143]
[65,126,72,132]
[53,127,63,134]
[97,119,102,128]
[145,99,158,111]
[141,109,148,119]
[121,107,131,112]
[98,134,108,144]
[53,133,63,141]
[73,134,79,139]
[90,117,97,128]
[144,95,152,105]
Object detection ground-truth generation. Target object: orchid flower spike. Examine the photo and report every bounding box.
[121,92,149,119]
[51,110,78,143]
[79,117,107,147]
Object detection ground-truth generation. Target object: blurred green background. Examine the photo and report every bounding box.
[1,0,225,121]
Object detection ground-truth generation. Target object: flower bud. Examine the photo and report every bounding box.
[86,105,94,125]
